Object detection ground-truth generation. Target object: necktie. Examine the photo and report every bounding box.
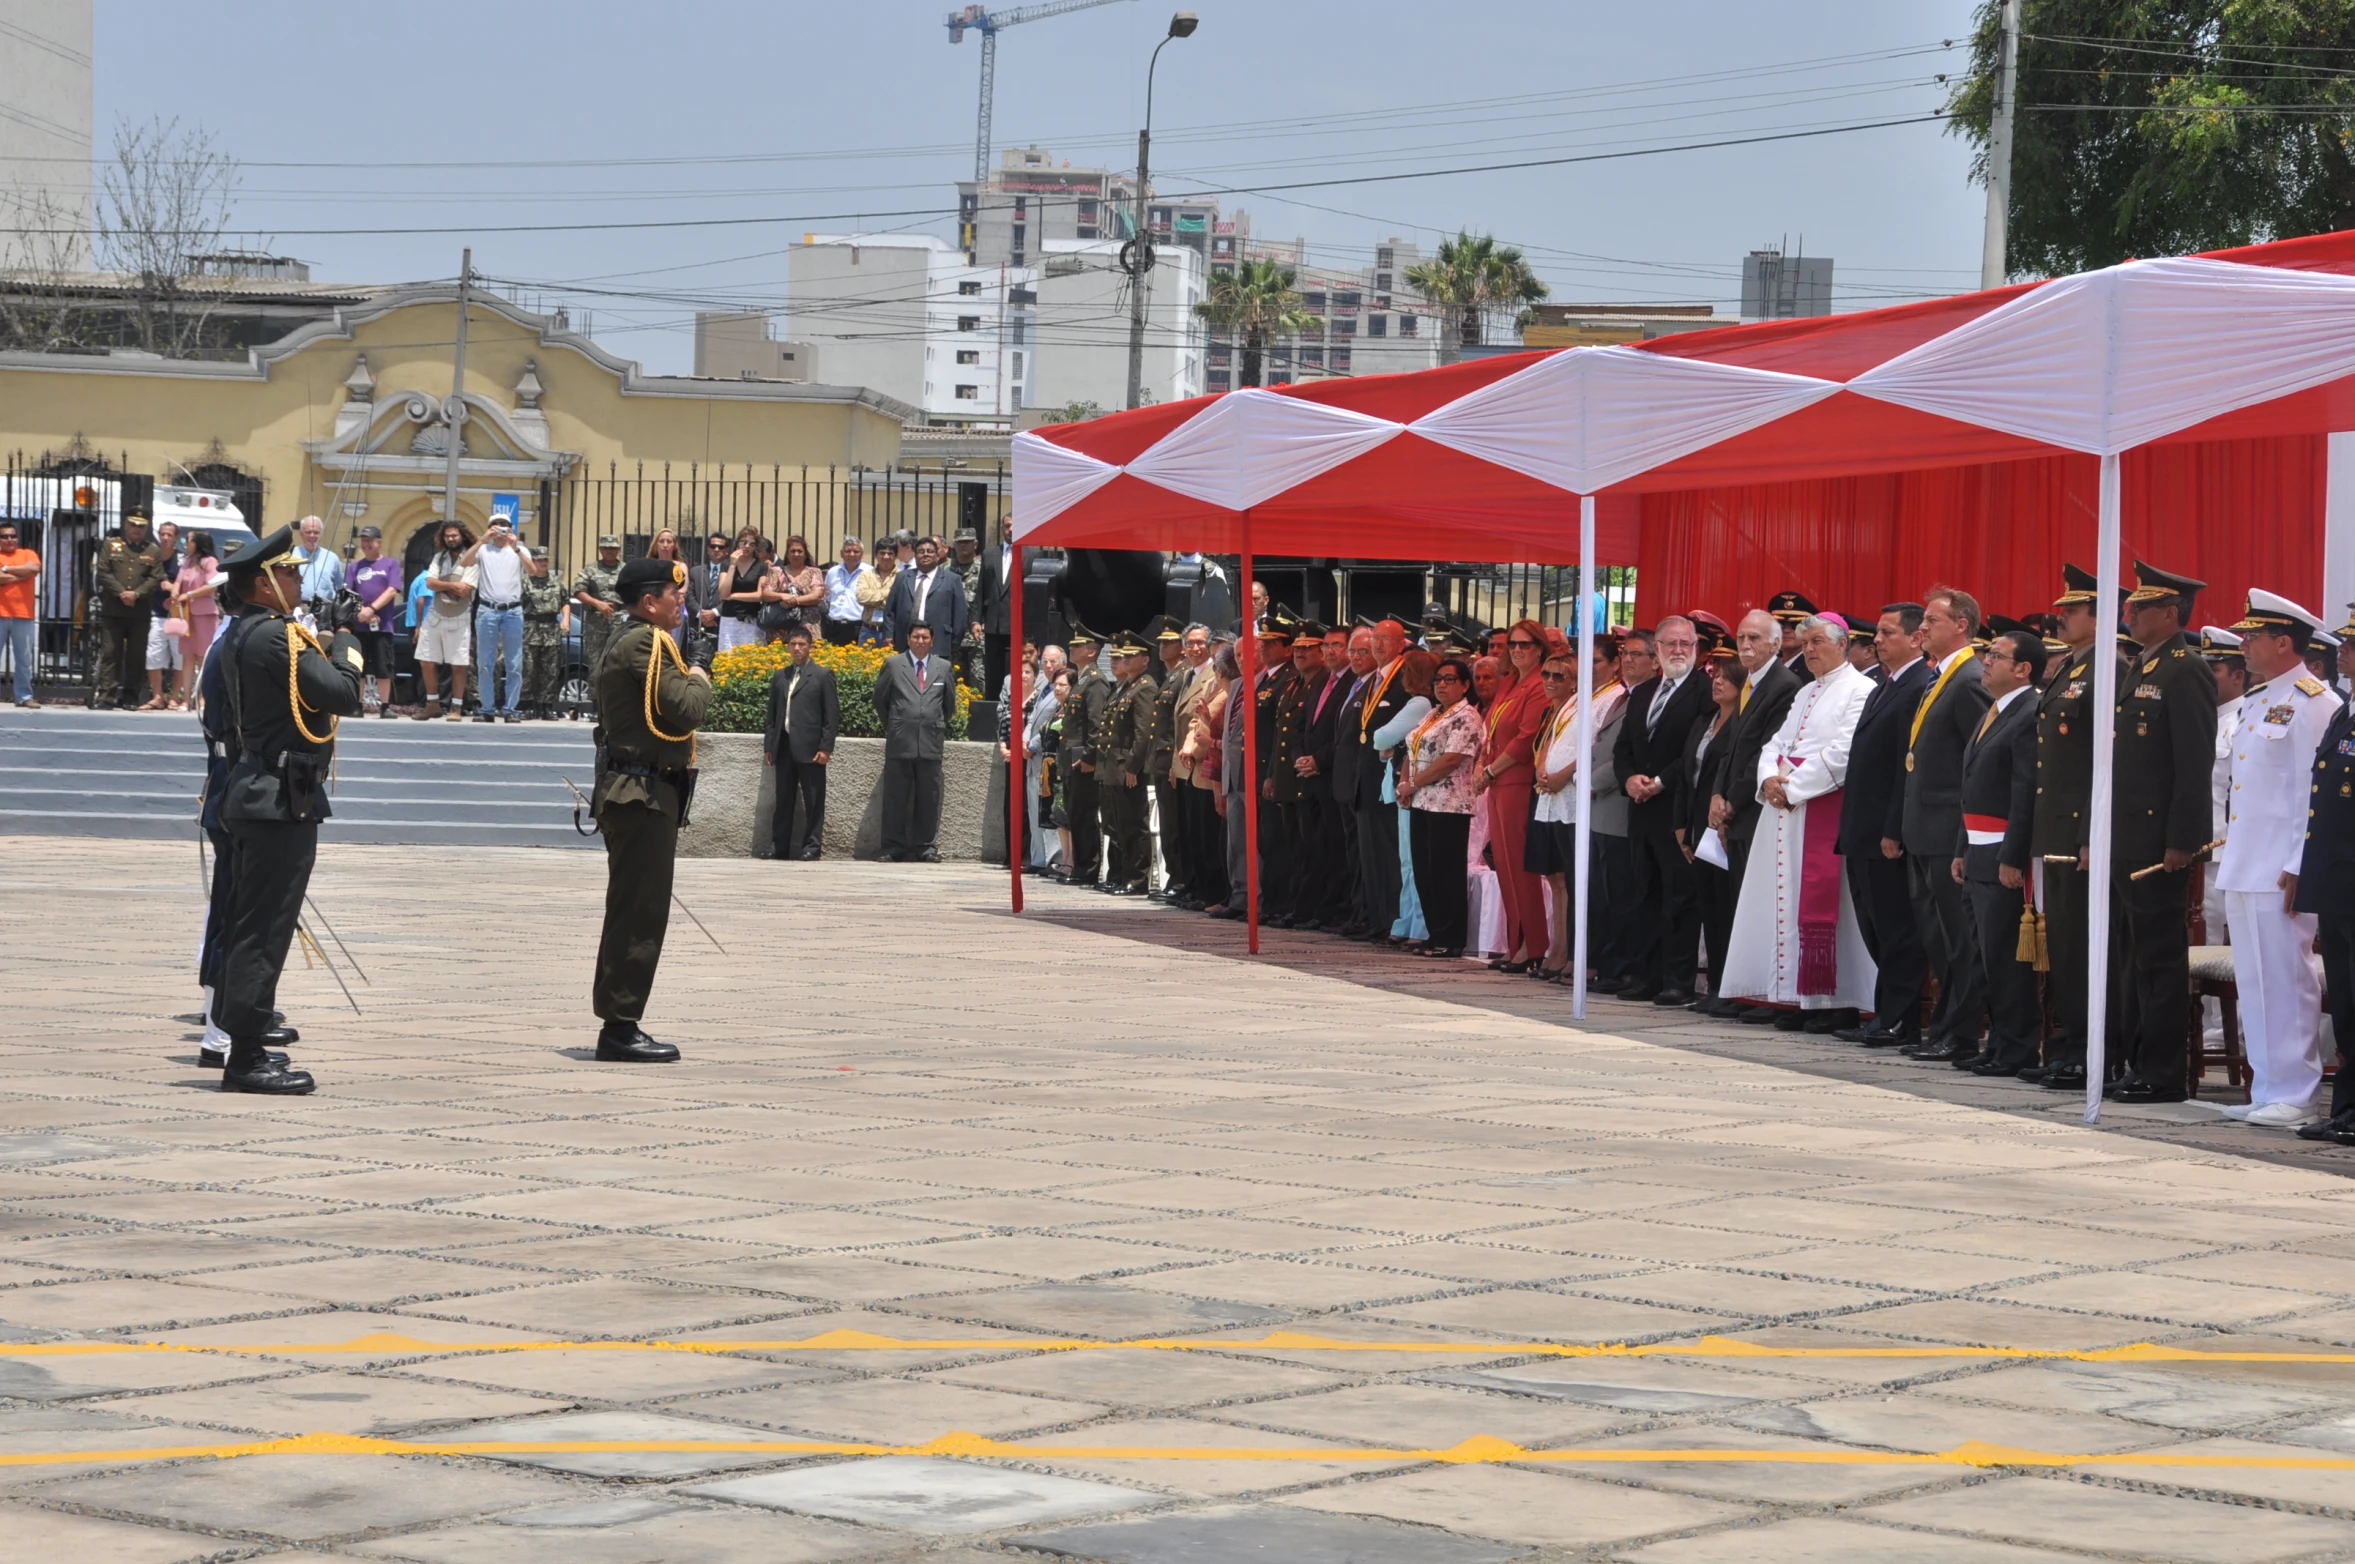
[918,661,928,692]
[915,570,931,620]
[1739,679,1751,713]
[1974,700,1999,744]
[1648,676,1673,731]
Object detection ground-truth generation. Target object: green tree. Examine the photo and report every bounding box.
[1948,1,2355,278]
[1404,230,1550,361]
[1195,257,1321,388]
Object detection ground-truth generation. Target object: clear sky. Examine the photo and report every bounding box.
[90,0,1988,374]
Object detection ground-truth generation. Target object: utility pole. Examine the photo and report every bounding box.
[1125,12,1197,410]
[441,248,472,528]
[1980,0,2020,290]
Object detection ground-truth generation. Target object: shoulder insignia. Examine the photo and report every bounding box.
[2170,647,2187,659]
[2298,676,2329,697]
[2069,664,2085,679]
[2142,657,2160,673]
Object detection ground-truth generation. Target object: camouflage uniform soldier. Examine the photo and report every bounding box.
[522,549,570,717]
[573,534,626,702]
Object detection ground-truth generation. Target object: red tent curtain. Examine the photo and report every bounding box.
[1633,434,2326,627]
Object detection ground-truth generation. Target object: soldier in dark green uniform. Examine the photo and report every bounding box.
[91,510,165,708]
[1096,632,1157,895]
[2025,563,2122,1093]
[589,555,713,1062]
[1254,607,1302,922]
[2295,695,2355,1144]
[211,526,366,1094]
[573,534,626,701]
[2106,561,2219,1104]
[1062,622,1110,886]
[521,548,570,718]
[1145,617,1188,902]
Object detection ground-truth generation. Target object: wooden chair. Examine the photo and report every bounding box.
[2186,863,2249,1090]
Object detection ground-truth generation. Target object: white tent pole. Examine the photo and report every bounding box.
[2084,452,2121,1126]
[1572,494,1596,1021]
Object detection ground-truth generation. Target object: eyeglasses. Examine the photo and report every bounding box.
[1434,672,1467,684]
[1539,669,1572,681]
[1507,638,1538,650]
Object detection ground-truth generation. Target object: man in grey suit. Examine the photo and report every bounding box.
[876,623,956,862]
[1901,585,1994,1062]
[762,621,840,860]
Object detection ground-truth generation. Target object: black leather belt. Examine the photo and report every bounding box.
[479,600,521,611]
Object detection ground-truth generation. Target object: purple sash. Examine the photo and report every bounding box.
[1797,784,1845,996]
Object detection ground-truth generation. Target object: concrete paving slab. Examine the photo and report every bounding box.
[31,1452,567,1541]
[338,1496,882,1563]
[1865,1474,2355,1562]
[101,1366,566,1436]
[690,1454,1157,1534]
[1279,1463,1751,1550]
[1620,1514,2084,1562]
[1019,1502,1529,1562]
[431,1408,793,1477]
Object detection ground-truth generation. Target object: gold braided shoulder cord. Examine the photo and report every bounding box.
[641,624,698,764]
[286,621,339,747]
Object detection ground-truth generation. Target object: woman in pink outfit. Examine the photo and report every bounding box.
[169,529,222,711]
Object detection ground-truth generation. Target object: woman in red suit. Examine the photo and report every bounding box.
[1476,618,1556,972]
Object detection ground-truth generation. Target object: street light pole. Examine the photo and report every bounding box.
[1979,0,2020,290]
[1125,12,1197,411]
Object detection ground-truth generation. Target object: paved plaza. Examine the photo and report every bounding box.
[6,837,2355,1562]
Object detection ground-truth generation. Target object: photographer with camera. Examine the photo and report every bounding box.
[462,516,530,724]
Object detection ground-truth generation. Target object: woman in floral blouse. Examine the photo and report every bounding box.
[1398,655,1485,958]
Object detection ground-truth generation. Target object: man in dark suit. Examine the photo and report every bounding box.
[1351,618,1415,938]
[1710,611,1804,899]
[1833,604,1934,1046]
[1254,611,1303,923]
[884,535,970,654]
[685,534,729,661]
[1296,624,1353,929]
[1614,615,1712,1006]
[1950,627,2043,1075]
[874,623,956,862]
[1330,625,1379,936]
[2295,695,2355,1145]
[977,520,1019,699]
[761,621,840,860]
[1900,586,1995,1062]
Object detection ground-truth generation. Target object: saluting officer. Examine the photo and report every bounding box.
[589,555,713,1063]
[1096,632,1157,895]
[194,569,293,1073]
[1062,622,1109,887]
[2216,591,2341,1126]
[2294,690,2355,1146]
[211,526,366,1094]
[2026,563,2120,1092]
[2107,561,2219,1104]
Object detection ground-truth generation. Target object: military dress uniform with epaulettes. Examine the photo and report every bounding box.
[2108,564,2220,1102]
[1062,634,1111,885]
[589,558,713,1061]
[2293,701,2355,1143]
[1096,645,1156,894]
[2217,591,2343,1118]
[212,528,367,1092]
[1252,621,1300,923]
[1146,639,1190,900]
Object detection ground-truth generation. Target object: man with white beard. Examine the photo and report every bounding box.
[1718,614,1880,1027]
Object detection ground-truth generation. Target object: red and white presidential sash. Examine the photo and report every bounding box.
[1963,812,2007,847]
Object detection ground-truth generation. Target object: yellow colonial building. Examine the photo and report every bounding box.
[0,286,929,576]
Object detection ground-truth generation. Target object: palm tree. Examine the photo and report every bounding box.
[1405,231,1550,362]
[1195,257,1322,389]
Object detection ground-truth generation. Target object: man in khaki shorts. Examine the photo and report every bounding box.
[414,522,476,719]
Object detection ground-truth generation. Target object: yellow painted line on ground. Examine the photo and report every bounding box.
[7,1330,2354,1364]
[2,1429,2354,1473]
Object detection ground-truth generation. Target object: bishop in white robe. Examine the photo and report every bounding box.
[1720,625,1879,1014]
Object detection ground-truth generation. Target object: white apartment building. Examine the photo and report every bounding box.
[0,0,93,268]
[1029,240,1205,413]
[785,235,1035,425]
[1206,235,1443,392]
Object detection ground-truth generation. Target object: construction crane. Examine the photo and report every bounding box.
[947,0,1132,186]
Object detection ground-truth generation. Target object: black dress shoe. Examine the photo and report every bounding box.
[1831,1024,1878,1042]
[1803,1008,1857,1034]
[916,848,941,863]
[1696,997,1745,1018]
[2295,1109,2355,1142]
[1907,1041,1966,1063]
[1952,1049,1996,1071]
[1618,981,1662,1003]
[2109,1078,2187,1104]
[1771,1009,1809,1032]
[2040,1063,2089,1091]
[1972,1055,2029,1076]
[261,1023,299,1047]
[799,848,822,861]
[1860,1030,1915,1048]
[200,1047,287,1070]
[1651,987,1696,1008]
[1337,922,1370,939]
[876,851,902,863]
[1588,975,1630,996]
[1740,1006,1784,1026]
[595,1024,680,1063]
[222,1059,316,1094]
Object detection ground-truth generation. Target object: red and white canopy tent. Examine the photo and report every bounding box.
[1007,228,2355,1125]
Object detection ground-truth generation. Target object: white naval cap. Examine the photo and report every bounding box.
[2230,587,2323,638]
[2196,624,2243,653]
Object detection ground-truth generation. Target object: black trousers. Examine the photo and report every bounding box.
[985,634,1010,705]
[2042,862,2089,1066]
[1966,875,2041,1068]
[1358,796,1402,933]
[1153,780,1185,893]
[1333,795,1364,927]
[1409,808,1472,949]
[821,618,858,646]
[1103,778,1148,888]
[1301,790,1348,924]
[1273,799,1307,918]
[1182,786,1228,906]
[1910,850,1985,1047]
[217,818,318,1067]
[201,825,233,997]
[1257,786,1294,919]
[1066,767,1102,882]
[1590,833,1638,980]
[1626,821,1697,989]
[769,754,827,857]
[2114,861,2192,1093]
[2317,914,2355,1120]
[94,612,145,705]
[594,800,676,1026]
[1845,851,1925,1035]
[881,758,943,858]
[1696,861,1735,995]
